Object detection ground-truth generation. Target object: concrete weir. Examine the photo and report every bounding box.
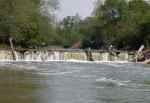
[0,49,135,62]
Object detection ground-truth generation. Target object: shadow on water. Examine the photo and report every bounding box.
[0,67,48,103]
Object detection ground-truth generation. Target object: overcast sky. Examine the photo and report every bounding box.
[56,0,96,20]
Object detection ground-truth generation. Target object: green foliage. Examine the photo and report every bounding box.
[55,0,150,49]
[0,0,149,50]
[79,17,105,49]
[89,0,150,49]
[0,0,58,48]
[56,15,83,48]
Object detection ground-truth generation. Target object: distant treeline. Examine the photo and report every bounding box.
[0,0,150,50]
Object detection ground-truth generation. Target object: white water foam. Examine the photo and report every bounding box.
[0,59,131,64]
[38,70,81,76]
[96,77,130,86]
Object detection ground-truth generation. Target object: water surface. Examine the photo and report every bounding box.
[0,62,150,103]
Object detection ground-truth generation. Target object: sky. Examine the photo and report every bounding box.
[56,0,96,20]
[55,0,150,20]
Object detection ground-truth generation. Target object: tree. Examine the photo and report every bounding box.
[0,0,59,48]
[79,17,105,49]
[57,14,83,48]
[93,0,150,49]
[127,0,150,49]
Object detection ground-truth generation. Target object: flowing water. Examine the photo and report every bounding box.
[0,61,150,103]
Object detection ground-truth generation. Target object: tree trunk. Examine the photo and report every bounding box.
[9,38,16,60]
[85,48,94,61]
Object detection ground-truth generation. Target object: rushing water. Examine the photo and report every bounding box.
[0,61,150,103]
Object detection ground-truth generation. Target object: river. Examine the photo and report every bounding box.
[0,61,149,103]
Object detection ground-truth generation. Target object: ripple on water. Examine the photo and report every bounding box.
[37,70,81,76]
[95,77,130,87]
[0,62,149,103]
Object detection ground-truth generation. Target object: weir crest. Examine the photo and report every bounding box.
[0,49,135,62]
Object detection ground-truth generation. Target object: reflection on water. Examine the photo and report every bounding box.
[0,68,45,103]
[0,62,150,103]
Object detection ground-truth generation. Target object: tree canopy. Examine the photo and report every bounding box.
[0,0,58,48]
[0,0,149,50]
[81,0,150,50]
